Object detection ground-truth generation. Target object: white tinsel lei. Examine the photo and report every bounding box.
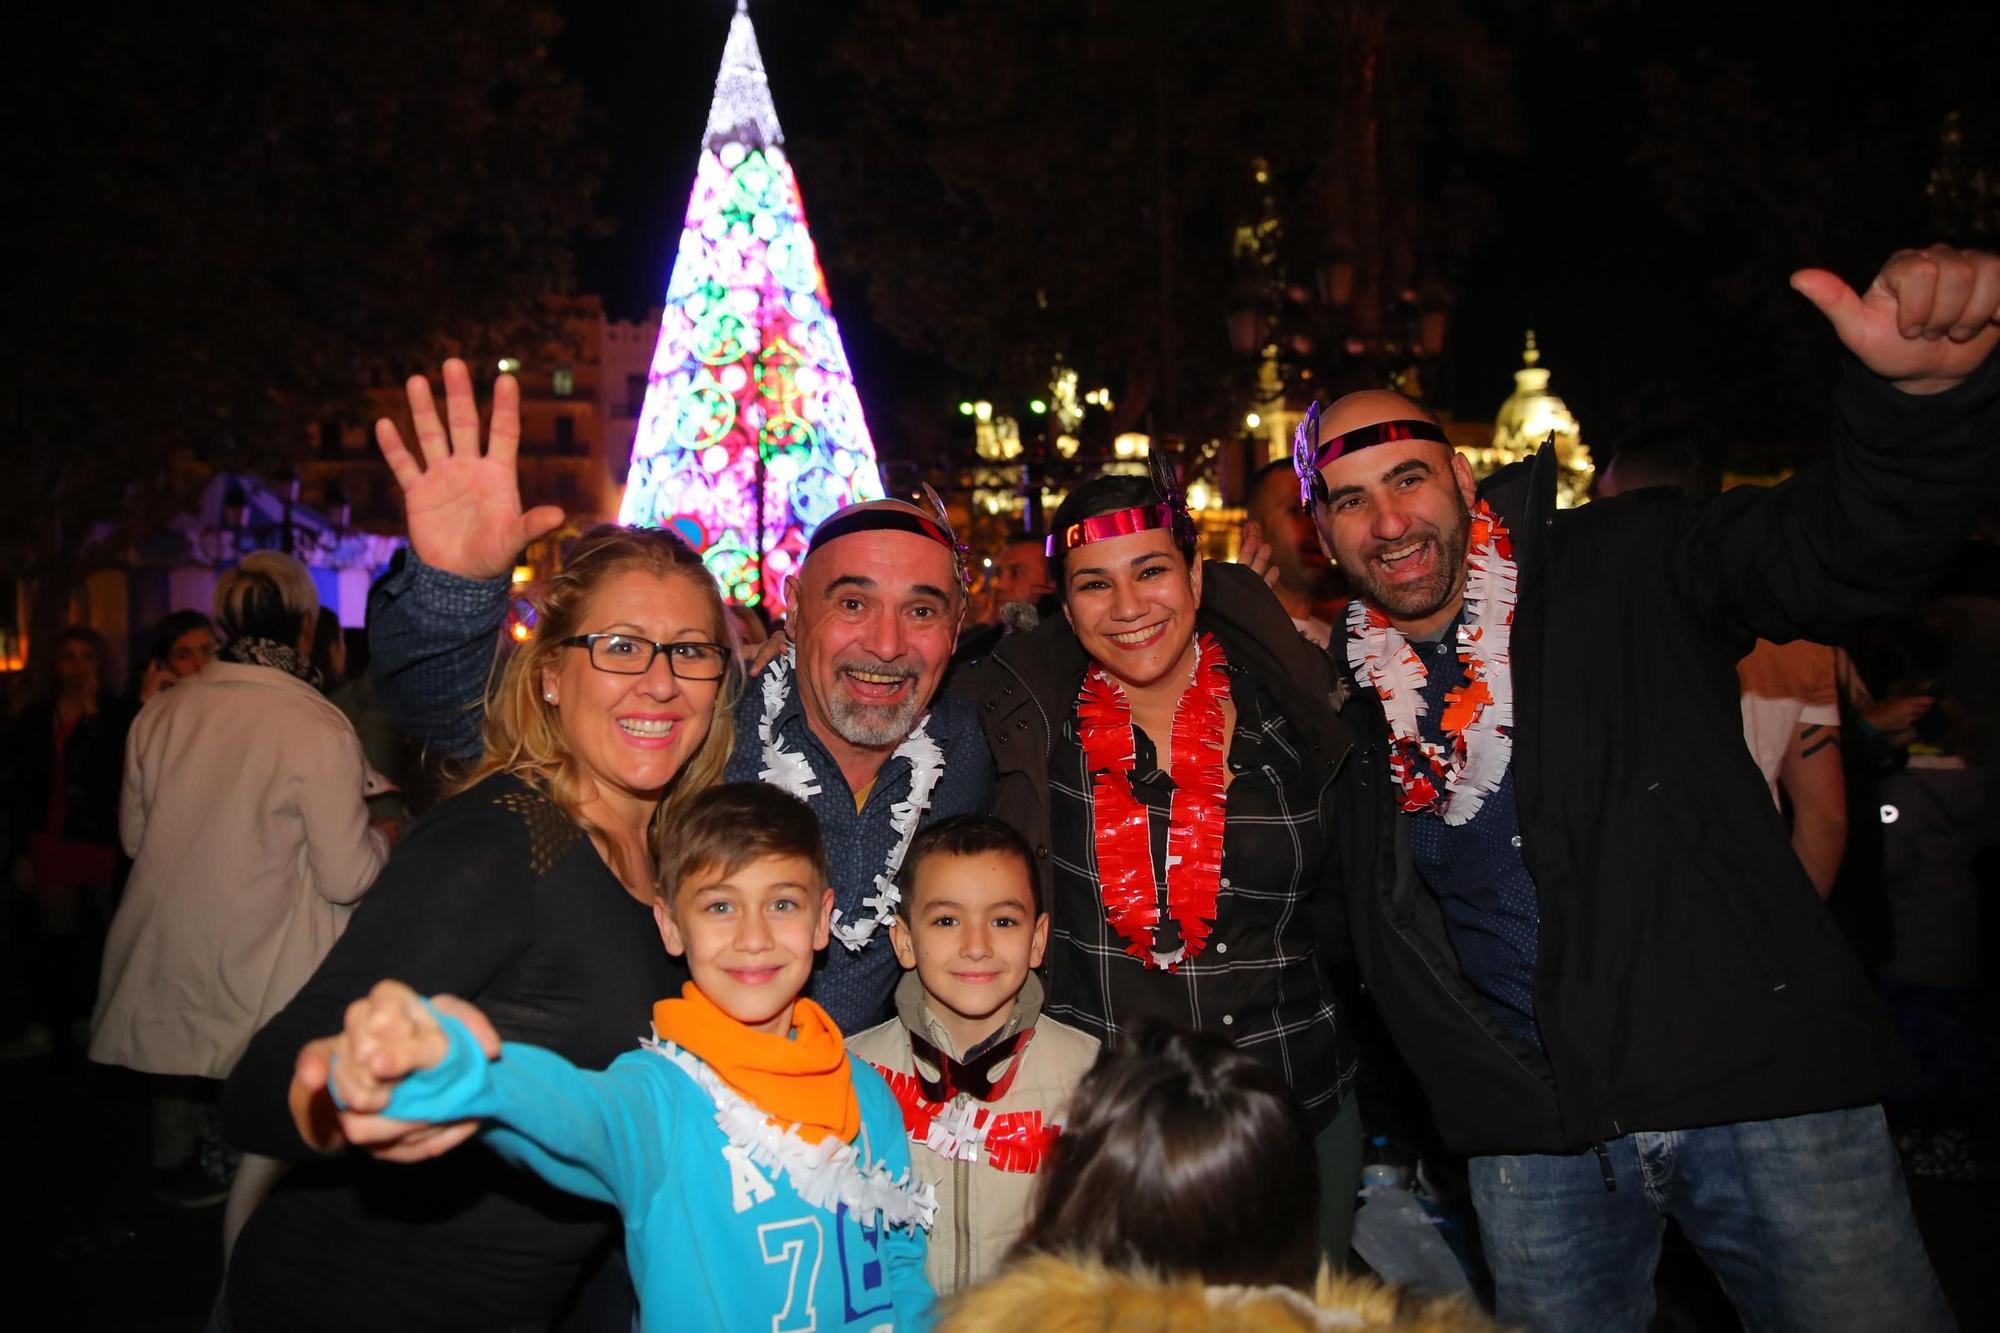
[1345,516,1517,827]
[642,1035,938,1233]
[917,1098,992,1165]
[758,649,945,951]
[1449,528,1517,814]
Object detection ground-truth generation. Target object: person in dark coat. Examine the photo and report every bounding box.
[5,625,131,1062]
[1291,244,1999,1332]
[956,469,1363,1266]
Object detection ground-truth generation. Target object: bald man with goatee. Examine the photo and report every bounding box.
[1291,246,1999,1332]
[365,361,993,1031]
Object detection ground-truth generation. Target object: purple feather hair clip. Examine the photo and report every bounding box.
[1293,400,1326,508]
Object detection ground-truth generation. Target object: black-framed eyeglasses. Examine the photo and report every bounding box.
[558,633,731,680]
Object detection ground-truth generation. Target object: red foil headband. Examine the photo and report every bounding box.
[806,507,954,554]
[1306,418,1448,470]
[1046,503,1176,556]
[1294,410,1450,507]
[806,494,972,590]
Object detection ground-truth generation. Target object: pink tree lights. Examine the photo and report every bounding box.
[617,1,884,613]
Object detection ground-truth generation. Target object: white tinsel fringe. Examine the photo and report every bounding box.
[642,1035,938,1233]
[1345,513,1518,828]
[758,652,823,797]
[830,722,942,951]
[920,1098,990,1164]
[757,650,947,953]
[1442,529,1517,826]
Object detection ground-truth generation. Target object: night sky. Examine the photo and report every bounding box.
[555,4,861,321]
[553,1,1995,462]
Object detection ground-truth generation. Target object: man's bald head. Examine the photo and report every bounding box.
[808,497,949,547]
[1298,389,1456,498]
[1296,389,1453,513]
[1316,389,1442,442]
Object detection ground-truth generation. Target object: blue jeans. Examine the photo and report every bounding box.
[1468,1105,1954,1333]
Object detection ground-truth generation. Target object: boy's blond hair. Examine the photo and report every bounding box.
[655,782,827,903]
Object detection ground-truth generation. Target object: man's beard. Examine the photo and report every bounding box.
[824,662,927,748]
[1346,509,1473,622]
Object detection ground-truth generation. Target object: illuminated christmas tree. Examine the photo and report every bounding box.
[617,0,884,612]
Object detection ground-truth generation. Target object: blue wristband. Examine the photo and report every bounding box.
[328,998,487,1117]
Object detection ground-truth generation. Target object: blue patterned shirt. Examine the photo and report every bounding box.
[734,662,992,1030]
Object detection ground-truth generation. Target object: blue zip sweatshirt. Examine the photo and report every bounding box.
[371,1008,936,1332]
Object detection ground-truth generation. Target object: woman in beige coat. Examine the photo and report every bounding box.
[91,550,387,1248]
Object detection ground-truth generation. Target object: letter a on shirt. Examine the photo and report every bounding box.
[724,1143,777,1213]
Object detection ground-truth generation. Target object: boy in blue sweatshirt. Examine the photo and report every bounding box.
[323,783,936,1333]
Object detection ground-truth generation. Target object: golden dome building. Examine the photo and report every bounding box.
[1464,331,1595,508]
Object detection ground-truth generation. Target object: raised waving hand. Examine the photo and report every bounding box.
[374,358,566,579]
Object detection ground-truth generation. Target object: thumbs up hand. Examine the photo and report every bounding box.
[1791,245,2000,395]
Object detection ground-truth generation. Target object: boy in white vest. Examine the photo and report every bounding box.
[849,815,1099,1295]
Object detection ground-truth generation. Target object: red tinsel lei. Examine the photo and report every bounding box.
[1076,631,1230,971]
[872,1066,1060,1174]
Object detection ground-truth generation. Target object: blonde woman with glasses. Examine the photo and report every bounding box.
[218,362,743,1333]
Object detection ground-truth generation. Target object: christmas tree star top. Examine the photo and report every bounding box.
[705,0,783,152]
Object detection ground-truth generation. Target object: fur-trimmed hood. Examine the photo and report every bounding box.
[935,1254,1503,1332]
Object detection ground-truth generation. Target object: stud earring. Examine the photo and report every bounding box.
[544,692,555,703]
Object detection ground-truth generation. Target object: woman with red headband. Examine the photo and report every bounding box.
[957,464,1364,1266]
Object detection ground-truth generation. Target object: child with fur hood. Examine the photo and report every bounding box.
[935,1024,1500,1333]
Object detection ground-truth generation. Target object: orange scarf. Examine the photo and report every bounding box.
[652,983,860,1145]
